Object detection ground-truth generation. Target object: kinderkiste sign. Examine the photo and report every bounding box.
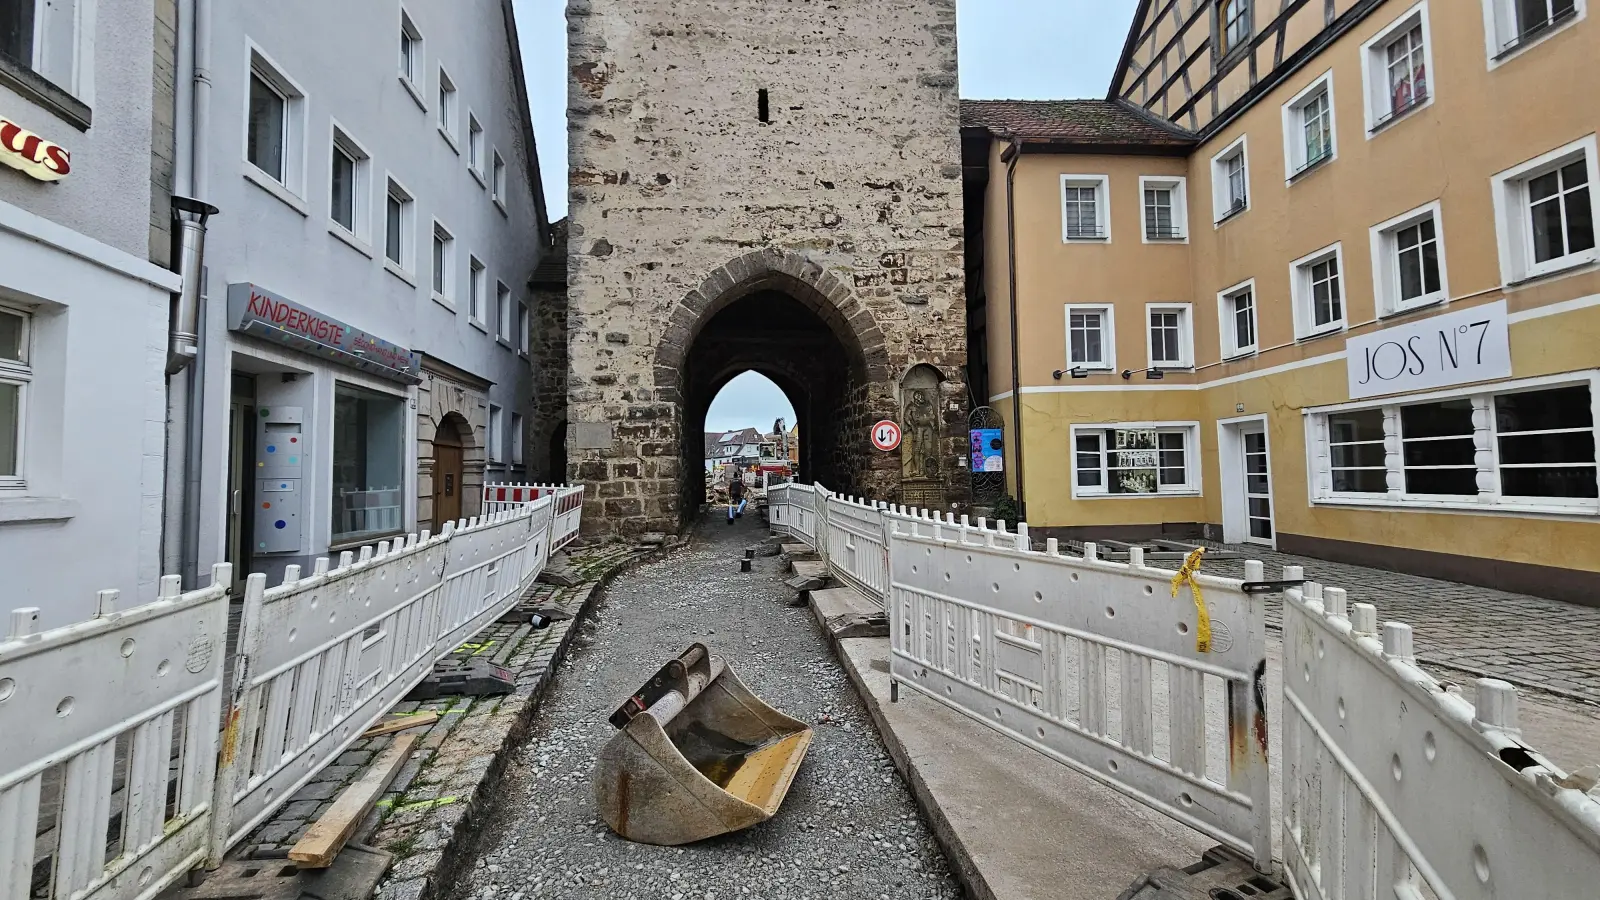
[227,283,422,384]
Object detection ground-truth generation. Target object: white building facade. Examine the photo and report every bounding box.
[0,0,180,627]
[186,0,548,589]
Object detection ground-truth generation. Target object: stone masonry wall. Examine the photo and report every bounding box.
[529,281,568,481]
[567,0,968,535]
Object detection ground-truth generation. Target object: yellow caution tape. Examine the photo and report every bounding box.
[1170,548,1212,654]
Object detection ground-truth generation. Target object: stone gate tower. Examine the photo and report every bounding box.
[565,0,968,535]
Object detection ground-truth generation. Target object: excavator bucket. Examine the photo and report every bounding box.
[594,643,813,845]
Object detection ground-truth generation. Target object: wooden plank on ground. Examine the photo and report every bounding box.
[289,734,419,868]
[360,712,439,738]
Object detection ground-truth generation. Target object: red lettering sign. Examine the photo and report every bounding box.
[0,116,69,181]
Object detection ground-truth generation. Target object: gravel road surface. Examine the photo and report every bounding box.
[452,512,960,900]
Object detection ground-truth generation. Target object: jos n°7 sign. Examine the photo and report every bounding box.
[1345,300,1511,400]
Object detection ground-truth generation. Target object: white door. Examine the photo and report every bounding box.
[1242,426,1274,544]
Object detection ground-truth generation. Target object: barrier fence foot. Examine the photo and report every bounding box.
[891,680,899,704]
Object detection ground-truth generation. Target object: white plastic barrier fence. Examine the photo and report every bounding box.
[550,486,584,552]
[887,518,1274,865]
[788,484,819,547]
[767,483,793,536]
[770,484,1600,887]
[483,482,563,515]
[817,493,890,607]
[0,566,232,900]
[483,483,583,551]
[1281,576,1600,900]
[212,500,554,857]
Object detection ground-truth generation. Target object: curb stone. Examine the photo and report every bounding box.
[367,543,669,900]
[807,599,997,900]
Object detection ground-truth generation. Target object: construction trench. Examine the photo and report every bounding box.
[450,512,962,900]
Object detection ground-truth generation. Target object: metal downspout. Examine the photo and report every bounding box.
[1003,140,1025,521]
[181,0,215,589]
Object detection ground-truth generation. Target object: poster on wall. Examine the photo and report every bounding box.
[1113,429,1159,494]
[970,429,1004,472]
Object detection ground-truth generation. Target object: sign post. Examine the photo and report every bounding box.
[871,420,902,452]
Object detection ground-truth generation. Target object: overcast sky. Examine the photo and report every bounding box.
[509,0,1140,434]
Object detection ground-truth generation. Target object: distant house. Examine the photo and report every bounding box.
[704,428,763,471]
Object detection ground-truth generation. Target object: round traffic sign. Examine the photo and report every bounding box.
[872,420,902,452]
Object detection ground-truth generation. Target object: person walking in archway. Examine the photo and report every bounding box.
[727,470,747,524]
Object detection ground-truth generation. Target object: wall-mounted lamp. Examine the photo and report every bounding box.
[1145,368,1165,381]
[1055,368,1091,380]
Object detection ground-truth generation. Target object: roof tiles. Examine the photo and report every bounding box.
[961,99,1193,147]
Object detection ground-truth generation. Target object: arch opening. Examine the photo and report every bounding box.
[681,289,862,513]
[430,412,472,528]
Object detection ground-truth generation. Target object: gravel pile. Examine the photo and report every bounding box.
[451,514,960,900]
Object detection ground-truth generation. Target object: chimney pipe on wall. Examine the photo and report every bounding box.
[166,196,219,374]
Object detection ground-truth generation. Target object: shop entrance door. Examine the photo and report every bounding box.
[432,419,465,528]
[226,374,257,592]
[1241,425,1274,545]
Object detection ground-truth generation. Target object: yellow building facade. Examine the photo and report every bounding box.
[965,0,1600,602]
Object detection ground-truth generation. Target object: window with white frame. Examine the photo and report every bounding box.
[468,113,484,175]
[1484,0,1583,61]
[1064,304,1115,370]
[1218,281,1258,358]
[330,126,370,239]
[517,302,529,354]
[385,178,414,269]
[1290,243,1346,337]
[496,281,512,343]
[1073,424,1199,496]
[491,150,507,206]
[468,256,486,322]
[1283,72,1335,178]
[437,67,457,142]
[0,305,29,486]
[399,10,422,85]
[1146,304,1192,368]
[1218,0,1251,56]
[1492,135,1598,283]
[1326,408,1389,493]
[246,50,305,193]
[1060,175,1110,241]
[431,222,455,301]
[510,413,525,466]
[1361,3,1432,133]
[1211,136,1249,223]
[488,404,503,463]
[1140,176,1187,241]
[1371,201,1447,314]
[1308,377,1598,512]
[0,0,84,100]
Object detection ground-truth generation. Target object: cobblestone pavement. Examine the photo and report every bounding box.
[226,544,644,867]
[1191,542,1600,706]
[452,513,960,900]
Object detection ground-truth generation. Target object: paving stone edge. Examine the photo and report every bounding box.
[373,543,672,900]
[810,600,998,900]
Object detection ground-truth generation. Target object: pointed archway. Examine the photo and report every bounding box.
[655,251,896,525]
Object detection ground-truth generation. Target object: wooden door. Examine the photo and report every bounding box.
[433,425,464,527]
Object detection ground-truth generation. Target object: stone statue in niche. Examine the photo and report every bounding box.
[899,365,943,507]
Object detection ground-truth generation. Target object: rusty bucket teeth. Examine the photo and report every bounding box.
[593,643,814,845]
